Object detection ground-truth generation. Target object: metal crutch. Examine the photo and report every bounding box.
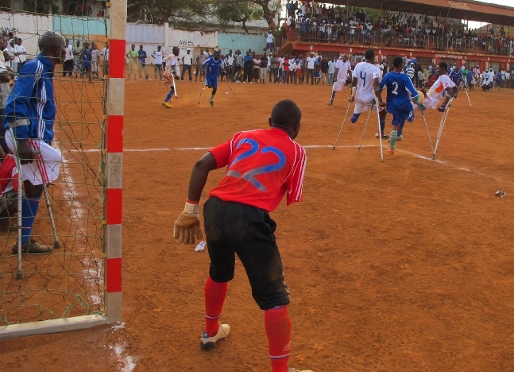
[332,101,353,149]
[433,98,454,160]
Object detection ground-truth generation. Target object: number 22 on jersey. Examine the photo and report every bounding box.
[226,138,286,192]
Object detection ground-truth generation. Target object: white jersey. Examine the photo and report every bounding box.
[152,50,163,65]
[64,44,74,61]
[165,54,179,68]
[335,60,351,82]
[423,74,456,109]
[353,62,381,102]
[165,54,180,75]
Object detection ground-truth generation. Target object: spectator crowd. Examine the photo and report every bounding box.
[277,3,514,57]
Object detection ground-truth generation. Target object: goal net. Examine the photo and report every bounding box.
[0,1,123,338]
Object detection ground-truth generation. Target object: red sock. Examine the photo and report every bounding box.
[204,276,228,337]
[265,306,291,372]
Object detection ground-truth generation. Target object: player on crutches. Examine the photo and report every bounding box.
[347,49,389,141]
[162,47,180,108]
[433,97,454,160]
[332,101,353,149]
[376,56,424,155]
[412,62,458,114]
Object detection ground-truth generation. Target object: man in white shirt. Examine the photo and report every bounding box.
[101,43,109,76]
[91,43,100,79]
[152,46,164,81]
[487,67,494,85]
[16,38,26,68]
[305,51,316,85]
[224,50,234,81]
[181,47,194,81]
[3,39,14,70]
[327,56,336,86]
[327,54,351,106]
[63,38,74,77]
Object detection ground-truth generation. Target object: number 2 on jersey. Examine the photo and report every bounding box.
[226,138,286,192]
[392,82,399,95]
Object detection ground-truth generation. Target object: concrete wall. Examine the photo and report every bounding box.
[0,11,53,58]
[218,32,268,55]
[53,15,109,40]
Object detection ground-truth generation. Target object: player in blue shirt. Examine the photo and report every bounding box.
[203,50,223,106]
[377,56,422,155]
[82,42,92,82]
[4,31,66,253]
[449,66,463,90]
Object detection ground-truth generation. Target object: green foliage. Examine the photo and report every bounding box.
[127,0,279,30]
[214,1,263,33]
[127,0,209,24]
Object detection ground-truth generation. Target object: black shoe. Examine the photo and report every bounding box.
[12,239,52,254]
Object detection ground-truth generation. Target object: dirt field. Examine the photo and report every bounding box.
[1,76,513,372]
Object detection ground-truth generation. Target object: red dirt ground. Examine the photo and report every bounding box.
[1,77,514,372]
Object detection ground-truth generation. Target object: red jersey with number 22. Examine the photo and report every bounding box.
[209,128,307,212]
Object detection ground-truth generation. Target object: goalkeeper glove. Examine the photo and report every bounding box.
[173,201,203,245]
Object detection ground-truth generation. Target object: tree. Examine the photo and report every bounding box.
[127,0,281,31]
[214,1,264,33]
[127,0,209,24]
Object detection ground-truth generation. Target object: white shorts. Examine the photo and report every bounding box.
[6,131,61,185]
[353,98,385,115]
[332,80,345,92]
[419,95,441,110]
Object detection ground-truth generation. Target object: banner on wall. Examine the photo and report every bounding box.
[168,29,218,50]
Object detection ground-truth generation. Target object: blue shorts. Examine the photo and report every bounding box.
[205,76,218,88]
[391,111,410,126]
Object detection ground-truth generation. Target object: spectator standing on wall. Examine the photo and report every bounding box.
[265,30,275,53]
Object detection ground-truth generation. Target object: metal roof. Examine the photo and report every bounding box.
[328,0,514,25]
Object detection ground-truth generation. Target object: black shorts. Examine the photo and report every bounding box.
[203,196,290,310]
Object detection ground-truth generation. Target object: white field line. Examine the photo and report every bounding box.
[71,144,511,186]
